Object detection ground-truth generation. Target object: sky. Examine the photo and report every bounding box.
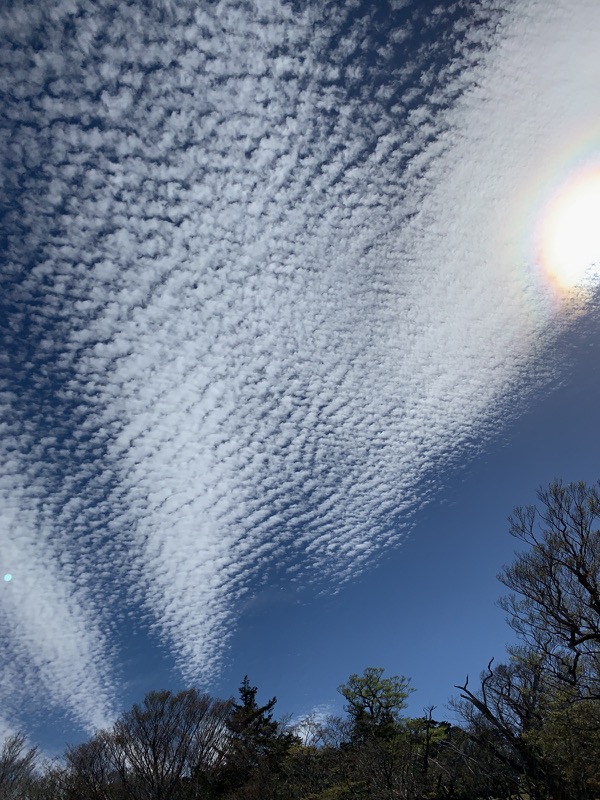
[1,0,600,755]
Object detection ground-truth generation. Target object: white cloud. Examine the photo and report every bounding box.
[0,438,118,732]
[0,717,19,745]
[1,0,599,737]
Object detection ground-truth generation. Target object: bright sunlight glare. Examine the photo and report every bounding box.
[537,166,600,292]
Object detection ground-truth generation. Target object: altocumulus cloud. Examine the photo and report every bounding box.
[1,0,599,734]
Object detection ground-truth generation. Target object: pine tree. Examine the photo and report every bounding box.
[219,676,297,797]
[228,676,279,766]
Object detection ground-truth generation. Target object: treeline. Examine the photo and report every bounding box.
[2,480,599,799]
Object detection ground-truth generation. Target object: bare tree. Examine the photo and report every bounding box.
[499,479,600,695]
[0,732,38,799]
[453,656,548,779]
[66,730,122,800]
[107,689,232,800]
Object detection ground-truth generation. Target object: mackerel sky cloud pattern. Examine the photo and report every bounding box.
[1,0,599,739]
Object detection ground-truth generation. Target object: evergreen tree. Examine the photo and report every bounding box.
[219,676,297,798]
[228,676,279,764]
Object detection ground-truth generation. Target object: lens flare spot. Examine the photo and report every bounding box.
[3,574,12,582]
[536,166,600,293]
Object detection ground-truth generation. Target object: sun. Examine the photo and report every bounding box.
[536,166,600,292]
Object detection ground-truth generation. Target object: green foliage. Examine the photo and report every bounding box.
[338,667,413,742]
[303,781,367,800]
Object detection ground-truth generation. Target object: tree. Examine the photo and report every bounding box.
[334,669,420,800]
[453,648,600,800]
[65,730,122,800]
[0,732,38,799]
[453,654,556,799]
[338,667,413,742]
[498,479,600,696]
[218,676,297,798]
[28,763,72,800]
[523,689,600,800]
[108,688,232,800]
[227,676,279,763]
[453,480,600,800]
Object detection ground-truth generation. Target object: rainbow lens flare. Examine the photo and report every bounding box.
[535,164,600,293]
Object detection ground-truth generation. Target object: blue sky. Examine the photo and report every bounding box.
[1,0,600,755]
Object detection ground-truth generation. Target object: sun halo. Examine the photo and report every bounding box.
[536,166,600,293]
